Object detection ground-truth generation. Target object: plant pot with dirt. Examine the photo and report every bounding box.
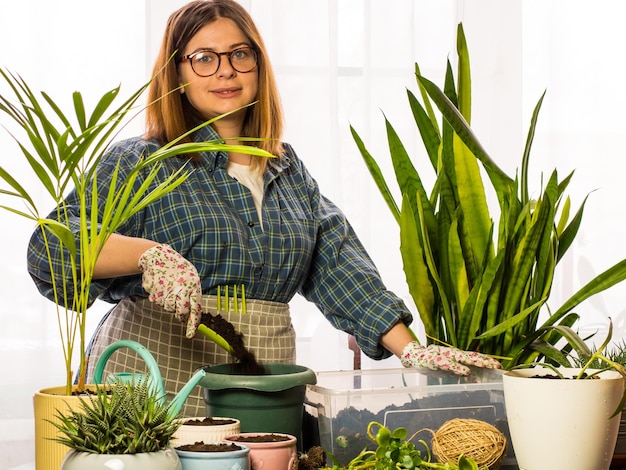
[53,376,183,470]
[172,417,241,447]
[175,441,250,470]
[225,433,297,470]
[503,323,626,470]
[200,363,316,440]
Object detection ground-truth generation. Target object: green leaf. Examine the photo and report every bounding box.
[417,74,514,193]
[456,23,471,123]
[407,89,440,170]
[400,194,436,336]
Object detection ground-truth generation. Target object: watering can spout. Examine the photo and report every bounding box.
[169,368,207,417]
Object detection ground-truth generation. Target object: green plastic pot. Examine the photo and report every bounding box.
[200,363,316,440]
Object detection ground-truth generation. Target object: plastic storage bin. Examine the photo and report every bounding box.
[303,367,517,469]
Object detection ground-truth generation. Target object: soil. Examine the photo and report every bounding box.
[200,312,266,375]
[176,441,244,452]
[298,446,326,470]
[228,433,292,443]
[182,417,238,426]
[530,373,596,379]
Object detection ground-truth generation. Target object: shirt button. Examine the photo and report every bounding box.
[248,222,255,227]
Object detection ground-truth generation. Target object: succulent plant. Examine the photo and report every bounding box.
[50,376,182,454]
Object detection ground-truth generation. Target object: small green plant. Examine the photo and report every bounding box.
[49,376,181,454]
[321,422,482,470]
[515,318,626,417]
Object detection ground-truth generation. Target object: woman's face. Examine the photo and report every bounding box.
[179,17,259,136]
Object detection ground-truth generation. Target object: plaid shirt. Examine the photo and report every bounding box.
[27,125,412,359]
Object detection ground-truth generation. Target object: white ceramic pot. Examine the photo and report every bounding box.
[503,367,624,470]
[172,417,241,446]
[59,448,182,470]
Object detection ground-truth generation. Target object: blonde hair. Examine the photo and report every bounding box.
[145,0,284,170]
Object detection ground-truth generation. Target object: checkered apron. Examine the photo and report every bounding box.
[86,295,296,417]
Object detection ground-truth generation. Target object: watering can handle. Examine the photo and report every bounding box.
[92,339,166,399]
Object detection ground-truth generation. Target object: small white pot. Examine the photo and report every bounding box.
[503,367,624,470]
[172,417,241,447]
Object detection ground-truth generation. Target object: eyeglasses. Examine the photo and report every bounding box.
[182,46,258,77]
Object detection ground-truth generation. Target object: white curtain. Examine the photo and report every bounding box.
[1,1,625,467]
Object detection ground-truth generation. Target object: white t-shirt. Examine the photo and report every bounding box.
[227,160,264,227]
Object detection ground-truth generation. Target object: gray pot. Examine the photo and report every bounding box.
[59,449,181,470]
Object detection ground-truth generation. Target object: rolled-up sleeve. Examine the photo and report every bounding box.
[297,159,413,359]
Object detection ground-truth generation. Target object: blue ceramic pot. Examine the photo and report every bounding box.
[175,443,250,470]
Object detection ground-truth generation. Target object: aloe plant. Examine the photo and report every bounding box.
[351,23,626,368]
[0,69,273,394]
[520,318,626,417]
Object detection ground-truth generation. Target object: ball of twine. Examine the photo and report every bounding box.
[430,418,506,470]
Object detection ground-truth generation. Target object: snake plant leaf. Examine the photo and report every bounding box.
[416,193,456,345]
[476,296,548,341]
[417,74,515,195]
[350,125,400,223]
[400,193,435,336]
[520,91,546,204]
[385,116,437,239]
[414,62,440,137]
[546,257,626,325]
[447,216,469,313]
[458,242,502,350]
[407,89,440,170]
[556,193,589,263]
[456,22,471,123]
[454,132,492,272]
[502,173,557,320]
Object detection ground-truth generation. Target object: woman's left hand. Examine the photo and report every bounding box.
[400,341,501,376]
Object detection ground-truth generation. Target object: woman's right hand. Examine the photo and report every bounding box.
[138,244,202,338]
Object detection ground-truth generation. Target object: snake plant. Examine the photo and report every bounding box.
[0,69,273,394]
[352,23,626,368]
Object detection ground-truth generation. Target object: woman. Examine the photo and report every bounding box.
[27,0,499,416]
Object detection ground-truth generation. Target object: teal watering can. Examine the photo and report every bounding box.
[92,339,206,417]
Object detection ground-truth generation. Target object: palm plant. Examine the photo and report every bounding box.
[351,23,626,368]
[0,69,273,394]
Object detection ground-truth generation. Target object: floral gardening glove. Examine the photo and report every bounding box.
[400,341,501,376]
[138,244,202,339]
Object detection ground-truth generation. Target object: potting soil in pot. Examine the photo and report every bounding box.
[200,312,266,375]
